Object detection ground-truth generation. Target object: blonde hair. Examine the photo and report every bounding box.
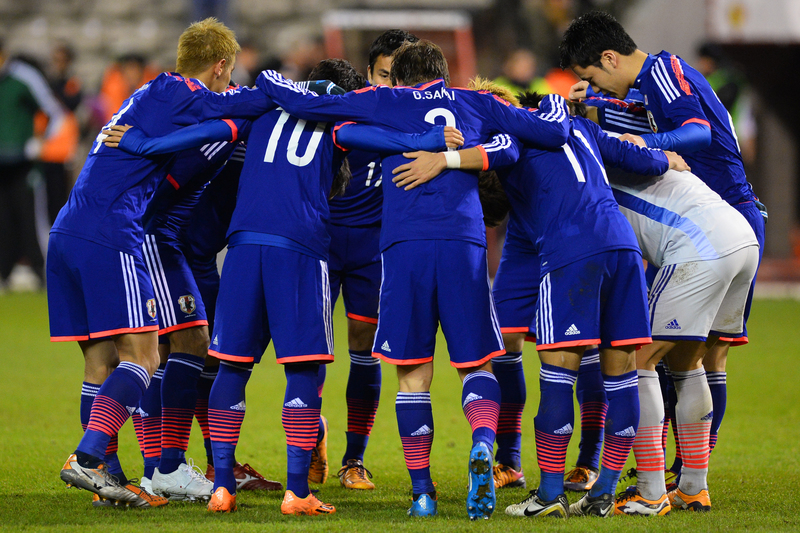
[468,76,520,108]
[176,18,240,76]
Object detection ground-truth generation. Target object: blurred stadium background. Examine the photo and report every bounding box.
[1,0,799,295]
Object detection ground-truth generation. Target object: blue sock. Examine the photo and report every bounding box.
[139,364,164,479]
[209,362,252,494]
[316,363,326,397]
[706,371,726,452]
[77,362,149,461]
[343,350,381,464]
[159,353,205,474]
[575,348,606,470]
[589,371,639,497]
[80,382,100,431]
[534,363,577,502]
[492,352,525,470]
[196,367,217,466]
[283,364,322,499]
[396,392,435,496]
[462,370,500,449]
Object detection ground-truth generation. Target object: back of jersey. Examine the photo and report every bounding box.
[228,107,340,260]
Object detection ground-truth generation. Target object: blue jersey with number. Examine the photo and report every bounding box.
[256,72,571,250]
[328,148,382,226]
[494,117,668,275]
[634,51,754,204]
[227,107,344,260]
[51,72,271,257]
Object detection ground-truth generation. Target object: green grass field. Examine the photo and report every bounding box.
[1,293,799,531]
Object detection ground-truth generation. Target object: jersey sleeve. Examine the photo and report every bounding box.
[480,92,569,149]
[640,121,711,152]
[585,96,653,135]
[170,81,276,125]
[584,118,669,175]
[118,120,238,156]
[476,134,520,171]
[333,123,448,154]
[255,70,378,123]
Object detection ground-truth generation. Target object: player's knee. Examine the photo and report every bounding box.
[347,318,377,351]
[168,326,211,356]
[501,333,525,353]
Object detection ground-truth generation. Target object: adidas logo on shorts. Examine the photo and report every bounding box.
[381,340,391,352]
[284,397,307,408]
[230,401,246,411]
[565,324,581,336]
[554,423,573,435]
[701,411,714,421]
[462,392,483,407]
[615,426,636,437]
[665,319,681,330]
[411,425,433,436]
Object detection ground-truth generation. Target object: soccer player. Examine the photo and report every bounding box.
[559,13,767,469]
[51,17,275,506]
[323,29,420,491]
[255,40,574,519]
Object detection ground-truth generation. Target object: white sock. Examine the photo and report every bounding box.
[633,369,666,500]
[673,368,712,495]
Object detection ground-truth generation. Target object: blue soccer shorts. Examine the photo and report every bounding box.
[142,234,208,335]
[327,223,381,325]
[208,244,334,365]
[535,249,651,351]
[47,232,160,341]
[371,240,505,368]
[493,229,539,342]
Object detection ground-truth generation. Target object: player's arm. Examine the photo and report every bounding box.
[171,82,278,125]
[484,93,570,149]
[391,134,520,191]
[102,119,243,155]
[583,96,653,135]
[586,119,686,175]
[255,70,378,123]
[333,123,463,154]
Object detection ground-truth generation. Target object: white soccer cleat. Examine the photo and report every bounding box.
[151,459,214,501]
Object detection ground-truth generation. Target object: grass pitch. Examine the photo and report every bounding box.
[1,293,799,531]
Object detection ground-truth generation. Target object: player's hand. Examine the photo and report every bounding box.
[443,126,464,149]
[391,151,447,190]
[101,124,134,148]
[569,80,590,101]
[619,133,647,147]
[665,150,690,172]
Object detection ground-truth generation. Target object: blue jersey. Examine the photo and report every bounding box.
[256,72,570,250]
[492,117,668,275]
[328,148,382,227]
[585,96,653,135]
[227,107,344,260]
[51,72,271,257]
[633,51,754,204]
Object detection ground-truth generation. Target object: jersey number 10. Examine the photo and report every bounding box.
[264,109,326,167]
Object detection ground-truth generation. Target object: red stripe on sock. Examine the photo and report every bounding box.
[86,395,131,436]
[579,401,608,431]
[208,408,245,445]
[497,403,524,434]
[281,408,321,449]
[535,430,571,473]
[464,399,500,432]
[400,435,433,470]
[195,399,210,440]
[346,398,379,435]
[632,425,664,471]
[161,407,195,450]
[602,433,635,471]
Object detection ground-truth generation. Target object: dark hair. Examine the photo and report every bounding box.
[308,58,366,92]
[390,40,449,87]
[519,91,586,117]
[330,157,352,200]
[368,29,419,71]
[559,11,637,69]
[478,171,510,228]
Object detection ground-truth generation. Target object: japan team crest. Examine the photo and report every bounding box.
[146,298,157,319]
[178,294,196,315]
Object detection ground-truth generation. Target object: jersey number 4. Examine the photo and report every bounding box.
[264,109,326,167]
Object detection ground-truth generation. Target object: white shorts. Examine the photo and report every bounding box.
[648,245,759,341]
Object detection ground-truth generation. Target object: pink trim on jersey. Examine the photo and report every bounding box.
[158,320,209,335]
[500,326,529,334]
[346,312,378,325]
[89,325,159,339]
[333,121,356,152]
[670,55,692,95]
[450,349,505,368]
[208,349,253,363]
[610,336,652,348]
[536,338,601,351]
[184,78,202,92]
[477,145,489,171]
[223,119,238,141]
[166,174,180,190]
[681,118,711,128]
[373,352,433,366]
[277,353,335,364]
[50,334,90,342]
[354,86,378,94]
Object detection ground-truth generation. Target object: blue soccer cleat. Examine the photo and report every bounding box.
[466,441,495,520]
[408,492,438,517]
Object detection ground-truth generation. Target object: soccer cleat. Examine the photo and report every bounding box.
[505,489,568,518]
[338,459,375,490]
[280,490,336,516]
[466,441,495,520]
[140,476,154,495]
[668,487,711,512]
[91,493,114,507]
[408,492,438,517]
[208,486,237,513]
[493,463,526,489]
[205,462,282,491]
[569,492,614,517]
[564,465,599,492]
[60,454,138,503]
[614,489,671,516]
[308,416,329,484]
[664,470,679,492]
[151,459,214,501]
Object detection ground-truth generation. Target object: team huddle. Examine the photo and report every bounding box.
[50,11,765,520]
